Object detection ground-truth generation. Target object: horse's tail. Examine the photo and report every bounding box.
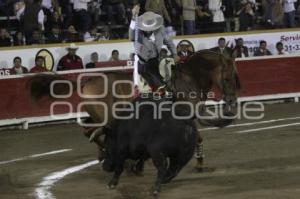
[27,74,77,103]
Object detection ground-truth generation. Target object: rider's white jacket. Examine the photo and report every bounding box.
[128,20,177,64]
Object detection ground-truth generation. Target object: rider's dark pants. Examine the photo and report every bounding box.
[138,57,165,89]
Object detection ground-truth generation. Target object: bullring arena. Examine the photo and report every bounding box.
[1,103,300,199]
[1,29,300,199]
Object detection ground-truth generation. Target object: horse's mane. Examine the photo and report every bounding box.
[175,49,224,81]
[171,49,237,95]
[187,49,228,70]
[183,49,236,79]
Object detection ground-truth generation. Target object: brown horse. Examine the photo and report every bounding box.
[28,49,240,171]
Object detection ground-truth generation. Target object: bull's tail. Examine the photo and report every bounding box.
[27,74,77,103]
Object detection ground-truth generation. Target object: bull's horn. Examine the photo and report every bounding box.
[89,127,104,143]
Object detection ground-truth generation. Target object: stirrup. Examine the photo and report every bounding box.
[153,85,167,96]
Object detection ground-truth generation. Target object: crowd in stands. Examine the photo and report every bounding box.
[3,35,288,75]
[0,0,300,47]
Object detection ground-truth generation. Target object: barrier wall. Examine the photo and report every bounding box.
[0,55,299,126]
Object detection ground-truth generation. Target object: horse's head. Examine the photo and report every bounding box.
[217,55,241,114]
[182,50,241,101]
[176,50,241,127]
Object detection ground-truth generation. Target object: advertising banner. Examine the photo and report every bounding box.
[0,30,300,72]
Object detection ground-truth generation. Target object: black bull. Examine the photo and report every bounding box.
[101,100,198,195]
[28,50,241,182]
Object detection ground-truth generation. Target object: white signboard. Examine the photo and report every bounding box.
[0,30,300,71]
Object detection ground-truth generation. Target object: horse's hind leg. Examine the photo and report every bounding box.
[194,136,205,172]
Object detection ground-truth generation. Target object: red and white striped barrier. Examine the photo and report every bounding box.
[0,55,299,127]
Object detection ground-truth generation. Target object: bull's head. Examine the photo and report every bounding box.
[98,128,117,173]
[87,127,117,172]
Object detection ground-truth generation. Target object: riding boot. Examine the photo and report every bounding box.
[194,142,205,172]
[138,58,166,91]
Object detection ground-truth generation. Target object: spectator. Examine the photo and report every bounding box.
[59,0,73,28]
[84,27,101,42]
[196,4,213,33]
[10,57,28,74]
[41,0,59,13]
[13,31,26,46]
[0,1,7,16]
[177,40,194,63]
[272,0,284,27]
[208,0,225,32]
[232,0,243,32]
[46,25,63,43]
[164,0,182,30]
[63,25,83,42]
[263,0,276,25]
[0,28,12,47]
[109,49,120,61]
[14,1,26,23]
[254,40,272,56]
[72,0,92,33]
[210,37,233,58]
[102,0,127,25]
[100,29,110,40]
[145,0,171,24]
[57,43,84,71]
[86,52,99,68]
[137,0,147,14]
[181,0,197,35]
[88,0,101,26]
[283,0,297,28]
[22,0,45,44]
[261,0,283,27]
[160,48,169,60]
[30,56,49,73]
[29,29,45,45]
[41,0,59,32]
[222,0,235,32]
[232,38,249,58]
[44,10,64,33]
[275,41,289,55]
[237,2,255,31]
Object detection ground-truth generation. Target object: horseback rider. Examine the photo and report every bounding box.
[129,5,180,93]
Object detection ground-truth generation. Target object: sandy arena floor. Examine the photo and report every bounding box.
[1,102,300,199]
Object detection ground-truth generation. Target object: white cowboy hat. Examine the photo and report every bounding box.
[137,12,164,32]
[66,43,79,50]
